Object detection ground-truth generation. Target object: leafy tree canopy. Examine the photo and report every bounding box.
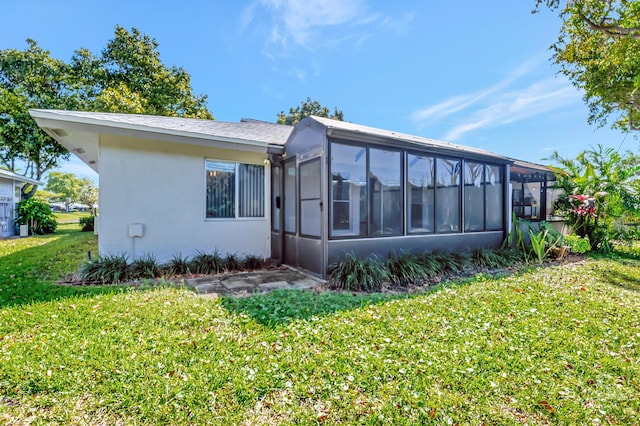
[45,171,97,210]
[0,26,213,187]
[535,1,640,130]
[277,97,344,125]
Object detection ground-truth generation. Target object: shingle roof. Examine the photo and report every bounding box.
[306,116,511,162]
[31,110,293,146]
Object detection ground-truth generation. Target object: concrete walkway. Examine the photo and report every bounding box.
[185,266,324,297]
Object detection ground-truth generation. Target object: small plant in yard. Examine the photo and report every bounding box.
[224,253,242,271]
[163,253,191,276]
[128,253,162,279]
[565,234,592,254]
[415,252,445,276]
[15,198,57,235]
[78,253,129,284]
[79,215,95,232]
[329,252,389,291]
[190,250,225,275]
[386,252,426,286]
[242,254,265,271]
[472,249,508,269]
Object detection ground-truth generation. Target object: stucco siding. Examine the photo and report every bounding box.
[98,135,271,262]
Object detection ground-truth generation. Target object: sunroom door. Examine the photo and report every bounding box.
[297,157,323,274]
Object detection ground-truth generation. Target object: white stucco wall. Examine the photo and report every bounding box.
[98,135,271,262]
[0,178,14,237]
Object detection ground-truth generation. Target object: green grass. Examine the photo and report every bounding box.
[53,211,92,224]
[1,230,639,424]
[0,223,124,308]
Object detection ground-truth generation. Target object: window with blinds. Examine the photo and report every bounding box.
[205,160,265,219]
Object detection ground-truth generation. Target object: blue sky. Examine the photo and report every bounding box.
[1,0,635,183]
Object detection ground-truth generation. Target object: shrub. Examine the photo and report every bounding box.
[472,249,509,269]
[328,252,389,291]
[79,216,95,232]
[78,254,129,284]
[414,252,444,276]
[386,253,427,286]
[190,250,225,275]
[16,198,57,235]
[224,253,242,272]
[129,254,162,279]
[565,234,592,254]
[243,254,265,271]
[164,253,191,276]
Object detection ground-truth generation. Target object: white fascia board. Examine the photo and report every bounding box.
[0,169,44,186]
[30,110,269,154]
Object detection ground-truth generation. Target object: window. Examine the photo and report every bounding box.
[369,148,402,236]
[284,159,297,233]
[271,166,281,231]
[485,165,503,230]
[464,162,484,231]
[205,160,264,219]
[300,159,321,237]
[330,143,367,237]
[407,154,435,233]
[436,158,461,233]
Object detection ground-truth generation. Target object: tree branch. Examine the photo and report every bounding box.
[582,14,640,39]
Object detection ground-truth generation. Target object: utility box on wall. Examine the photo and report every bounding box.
[128,223,144,238]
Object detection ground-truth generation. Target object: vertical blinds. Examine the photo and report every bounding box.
[205,160,264,219]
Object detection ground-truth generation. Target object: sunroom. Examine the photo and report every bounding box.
[271,117,513,278]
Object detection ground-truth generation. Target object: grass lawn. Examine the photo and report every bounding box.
[53,211,92,224]
[1,228,639,424]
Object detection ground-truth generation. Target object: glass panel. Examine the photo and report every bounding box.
[407,154,434,233]
[435,158,460,233]
[300,200,321,236]
[464,162,484,231]
[486,165,503,230]
[205,161,235,218]
[284,161,296,233]
[238,164,264,217]
[330,143,367,237]
[369,148,402,236]
[300,159,320,199]
[271,166,281,231]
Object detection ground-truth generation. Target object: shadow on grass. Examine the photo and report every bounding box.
[221,289,410,327]
[0,228,126,309]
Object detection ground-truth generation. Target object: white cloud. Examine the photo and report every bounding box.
[242,0,382,50]
[409,54,580,141]
[443,79,578,141]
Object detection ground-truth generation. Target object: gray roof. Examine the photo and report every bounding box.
[30,110,293,146]
[0,169,43,186]
[305,116,511,162]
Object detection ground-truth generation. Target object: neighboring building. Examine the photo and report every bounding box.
[0,169,43,238]
[30,109,555,278]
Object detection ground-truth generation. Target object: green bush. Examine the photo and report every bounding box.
[129,253,162,279]
[243,254,265,271]
[329,252,389,291]
[79,216,95,232]
[224,253,242,271]
[78,254,129,284]
[386,253,427,286]
[164,253,191,276]
[565,234,592,254]
[16,198,57,235]
[190,250,225,275]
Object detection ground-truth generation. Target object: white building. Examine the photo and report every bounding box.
[0,169,43,238]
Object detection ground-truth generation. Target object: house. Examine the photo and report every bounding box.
[0,169,43,237]
[30,109,555,278]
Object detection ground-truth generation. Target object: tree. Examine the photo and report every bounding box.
[547,145,640,251]
[535,1,640,130]
[70,26,213,118]
[277,97,344,125]
[0,40,72,185]
[0,26,213,191]
[45,171,97,212]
